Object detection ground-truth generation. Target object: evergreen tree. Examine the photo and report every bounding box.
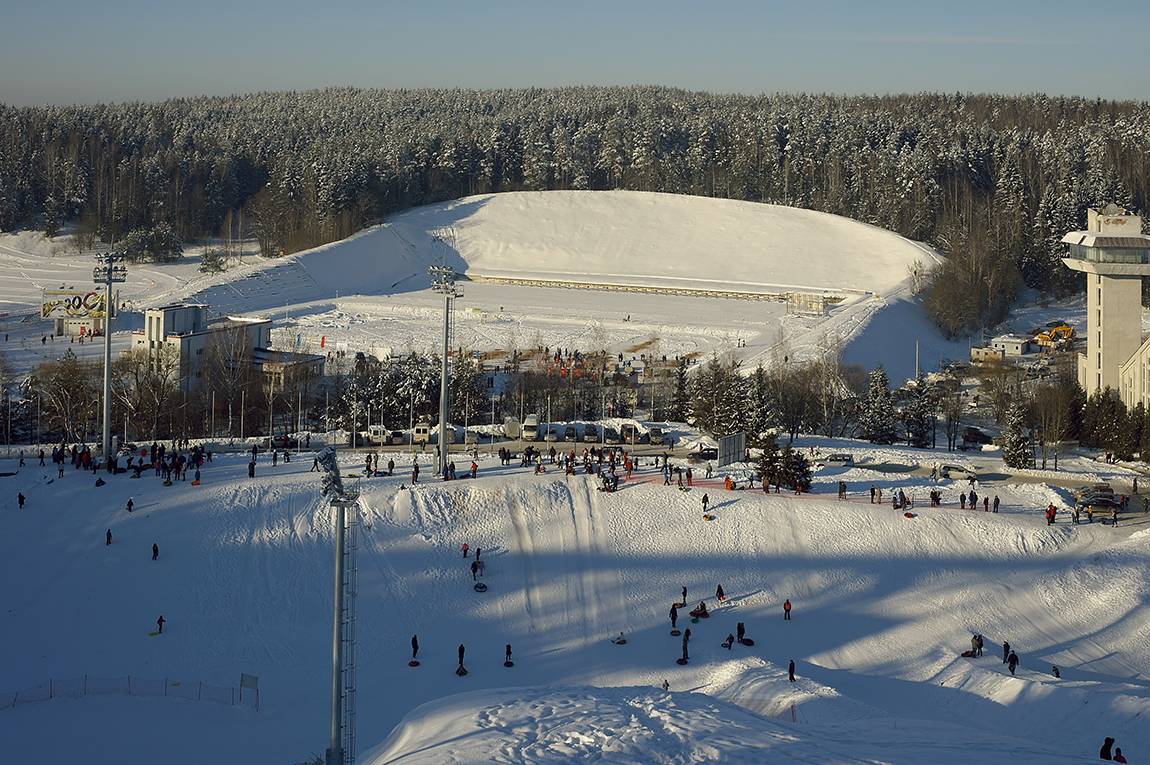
[902,375,936,448]
[859,366,897,444]
[1117,402,1143,461]
[1002,397,1034,469]
[689,356,743,436]
[746,364,777,447]
[757,435,781,489]
[668,357,690,422]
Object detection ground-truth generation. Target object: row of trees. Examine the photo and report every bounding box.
[4,88,1149,333]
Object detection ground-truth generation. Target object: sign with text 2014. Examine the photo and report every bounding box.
[41,289,116,319]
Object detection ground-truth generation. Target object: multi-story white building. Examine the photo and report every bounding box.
[132,304,272,393]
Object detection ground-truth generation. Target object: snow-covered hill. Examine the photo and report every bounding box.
[1,447,1147,763]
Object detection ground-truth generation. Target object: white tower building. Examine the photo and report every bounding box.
[1061,204,1150,405]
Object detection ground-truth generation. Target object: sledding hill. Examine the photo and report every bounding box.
[1,450,1148,764]
[176,190,926,318]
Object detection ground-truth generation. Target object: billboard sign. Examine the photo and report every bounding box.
[717,432,746,468]
[41,290,115,319]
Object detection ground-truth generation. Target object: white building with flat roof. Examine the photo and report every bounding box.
[132,304,272,393]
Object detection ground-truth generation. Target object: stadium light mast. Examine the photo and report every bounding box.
[430,264,462,476]
[93,251,126,470]
[317,446,360,765]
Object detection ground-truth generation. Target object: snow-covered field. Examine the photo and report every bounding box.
[1,445,1148,764]
[2,191,969,380]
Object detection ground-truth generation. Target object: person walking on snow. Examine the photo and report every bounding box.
[1002,641,1010,664]
[669,604,678,630]
[457,644,466,668]
[737,622,746,643]
[411,634,419,661]
[152,543,159,561]
[783,599,792,620]
[126,498,134,513]
[106,529,112,546]
[716,584,726,602]
[462,543,470,558]
[1114,747,1128,763]
[17,493,25,509]
[788,659,796,683]
[470,560,479,581]
[156,615,166,634]
[993,495,1000,513]
[701,494,709,514]
[388,458,394,476]
[681,586,688,607]
[1007,650,1019,676]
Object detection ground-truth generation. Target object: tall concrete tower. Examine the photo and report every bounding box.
[1061,204,1150,401]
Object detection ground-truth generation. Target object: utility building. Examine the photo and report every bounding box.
[1061,204,1150,406]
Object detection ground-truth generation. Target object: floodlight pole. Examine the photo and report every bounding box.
[326,496,347,765]
[94,252,125,471]
[430,266,462,476]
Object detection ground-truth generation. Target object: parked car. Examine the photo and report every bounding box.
[939,464,977,480]
[564,425,578,442]
[583,425,600,443]
[688,447,719,463]
[648,426,665,445]
[544,426,561,442]
[522,414,541,441]
[264,435,298,449]
[962,427,993,447]
[603,428,622,445]
[825,453,854,465]
[621,423,645,444]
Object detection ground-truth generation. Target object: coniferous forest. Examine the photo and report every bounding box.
[3,86,1149,336]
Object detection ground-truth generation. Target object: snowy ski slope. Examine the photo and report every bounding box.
[1,448,1148,763]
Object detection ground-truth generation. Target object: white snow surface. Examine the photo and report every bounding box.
[392,190,922,294]
[2,446,1149,764]
[2,192,965,379]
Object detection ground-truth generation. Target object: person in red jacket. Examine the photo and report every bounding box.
[783,599,792,620]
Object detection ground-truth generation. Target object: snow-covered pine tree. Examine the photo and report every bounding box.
[757,436,780,489]
[668,357,690,423]
[860,366,898,444]
[1001,397,1034,469]
[746,364,777,447]
[902,375,936,449]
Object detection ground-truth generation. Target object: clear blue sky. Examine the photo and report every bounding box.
[3,0,1149,105]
